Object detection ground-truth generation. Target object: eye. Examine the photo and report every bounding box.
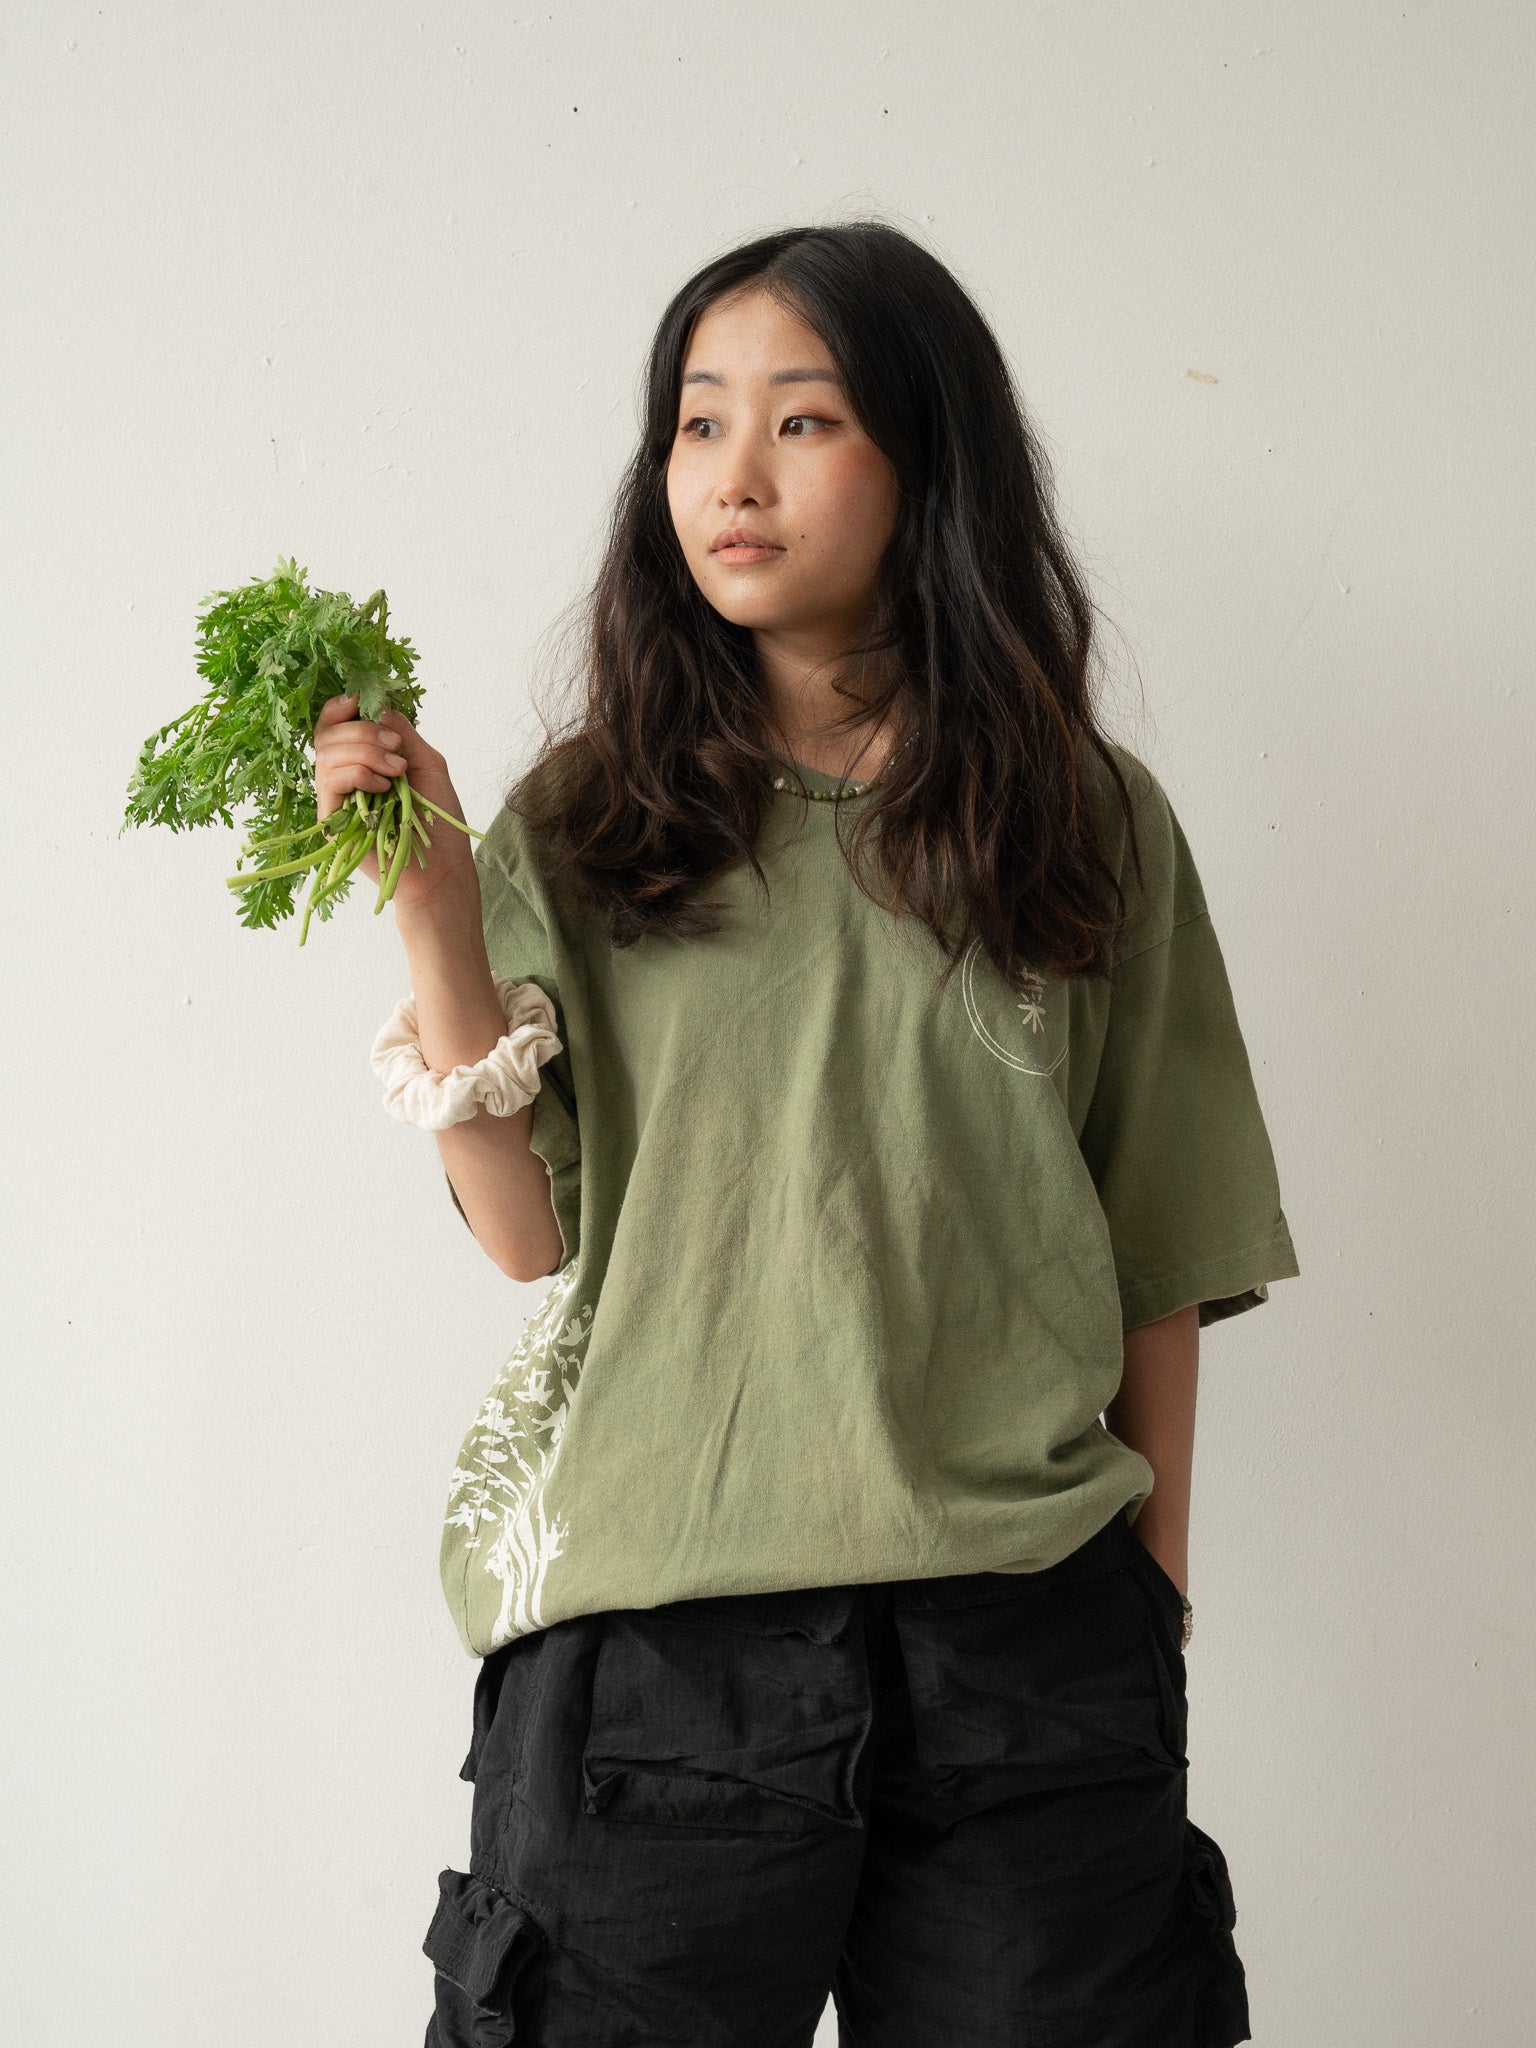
[680,415,721,440]
[782,414,832,437]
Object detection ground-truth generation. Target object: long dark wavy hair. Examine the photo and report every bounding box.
[515,219,1146,990]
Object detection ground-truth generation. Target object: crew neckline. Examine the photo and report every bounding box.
[768,753,875,799]
[767,725,921,798]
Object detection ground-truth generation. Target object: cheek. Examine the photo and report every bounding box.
[671,454,720,565]
[800,444,898,558]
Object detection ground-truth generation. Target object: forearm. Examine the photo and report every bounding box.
[1104,1303,1199,1597]
[395,886,564,1283]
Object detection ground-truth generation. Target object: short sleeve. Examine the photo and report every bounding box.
[1077,774,1300,1331]
[444,803,582,1269]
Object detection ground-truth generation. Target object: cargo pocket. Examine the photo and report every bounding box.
[458,1644,512,1784]
[894,1540,1189,1801]
[458,1632,547,1787]
[579,1585,871,1833]
[422,1867,543,2047]
[1182,1819,1252,2047]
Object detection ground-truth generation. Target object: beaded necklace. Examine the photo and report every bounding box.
[771,773,869,800]
[769,726,916,800]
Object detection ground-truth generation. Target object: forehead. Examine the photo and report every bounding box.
[679,287,838,385]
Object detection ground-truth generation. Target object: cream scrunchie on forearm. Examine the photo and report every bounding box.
[370,973,563,1131]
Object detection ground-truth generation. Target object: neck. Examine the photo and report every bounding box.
[753,622,895,779]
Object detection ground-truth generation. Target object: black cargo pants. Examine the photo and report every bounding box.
[422,1504,1252,2046]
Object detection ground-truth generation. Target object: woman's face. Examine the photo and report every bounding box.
[665,287,901,644]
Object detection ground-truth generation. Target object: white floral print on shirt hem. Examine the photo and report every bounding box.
[444,1261,594,1647]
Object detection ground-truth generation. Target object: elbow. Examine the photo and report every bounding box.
[497,1253,552,1284]
[494,1236,565,1284]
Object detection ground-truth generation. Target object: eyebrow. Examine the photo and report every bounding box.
[680,368,843,388]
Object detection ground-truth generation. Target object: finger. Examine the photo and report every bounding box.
[317,730,408,769]
[316,691,361,728]
[337,737,411,770]
[319,767,395,805]
[319,746,402,787]
[347,718,411,758]
[324,713,382,745]
[321,760,405,798]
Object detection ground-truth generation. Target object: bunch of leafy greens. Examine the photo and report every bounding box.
[122,557,481,945]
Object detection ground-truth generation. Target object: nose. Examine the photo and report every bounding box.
[713,436,778,513]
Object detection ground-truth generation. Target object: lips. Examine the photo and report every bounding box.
[710,526,785,558]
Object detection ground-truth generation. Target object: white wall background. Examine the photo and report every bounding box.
[4,3,1532,2042]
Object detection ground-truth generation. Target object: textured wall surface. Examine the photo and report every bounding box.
[4,3,1532,2042]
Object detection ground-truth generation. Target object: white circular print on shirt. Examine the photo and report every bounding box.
[959,938,1067,1077]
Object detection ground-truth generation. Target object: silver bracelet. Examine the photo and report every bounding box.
[370,973,562,1131]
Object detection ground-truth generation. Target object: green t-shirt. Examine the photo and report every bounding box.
[439,742,1299,1658]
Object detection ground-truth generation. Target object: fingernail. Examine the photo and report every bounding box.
[385,752,406,769]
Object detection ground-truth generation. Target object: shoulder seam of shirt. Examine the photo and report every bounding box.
[478,835,539,907]
[1112,905,1210,971]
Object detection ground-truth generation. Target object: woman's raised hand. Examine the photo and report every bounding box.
[312,692,477,912]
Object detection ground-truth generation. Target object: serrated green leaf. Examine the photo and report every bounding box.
[124,557,430,937]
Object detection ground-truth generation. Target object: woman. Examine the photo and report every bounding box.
[320,221,1299,2046]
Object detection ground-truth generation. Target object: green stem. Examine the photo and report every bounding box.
[379,775,415,908]
[226,843,333,887]
[409,790,484,840]
[372,809,397,915]
[297,825,362,946]
[292,824,357,931]
[372,813,391,908]
[327,827,354,885]
[242,821,325,854]
[298,850,332,947]
[326,832,376,904]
